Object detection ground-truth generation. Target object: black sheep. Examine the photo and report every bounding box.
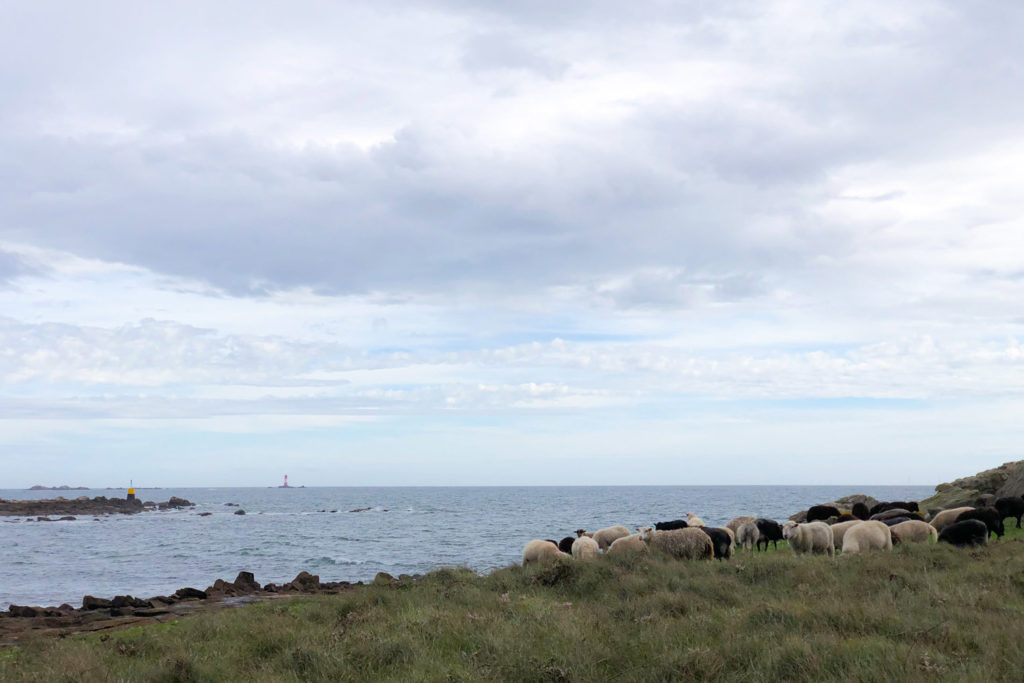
[654,519,688,531]
[557,536,576,554]
[870,508,920,522]
[700,527,733,559]
[956,507,1004,539]
[755,518,784,551]
[994,497,1024,529]
[806,505,841,523]
[870,501,920,516]
[938,519,988,547]
[852,502,870,520]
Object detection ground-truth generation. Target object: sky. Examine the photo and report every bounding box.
[1,1,1023,487]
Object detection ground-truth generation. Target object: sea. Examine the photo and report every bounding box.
[0,485,934,609]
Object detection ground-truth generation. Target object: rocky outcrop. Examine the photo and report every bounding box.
[920,460,1024,513]
[0,496,193,517]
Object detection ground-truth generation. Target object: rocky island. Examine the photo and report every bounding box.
[0,496,194,518]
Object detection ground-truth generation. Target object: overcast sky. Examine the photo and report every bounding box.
[2,1,1022,487]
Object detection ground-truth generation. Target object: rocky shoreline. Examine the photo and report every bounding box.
[0,496,194,518]
[0,568,407,646]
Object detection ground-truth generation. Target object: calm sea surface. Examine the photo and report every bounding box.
[0,485,933,608]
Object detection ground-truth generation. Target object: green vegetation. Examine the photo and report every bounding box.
[4,531,1024,682]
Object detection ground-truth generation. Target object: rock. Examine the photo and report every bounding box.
[82,596,112,610]
[373,572,397,586]
[349,507,371,513]
[922,460,1024,511]
[234,509,246,515]
[111,595,152,609]
[284,571,320,592]
[8,605,38,618]
[1,496,193,517]
[36,517,54,522]
[173,587,207,600]
[225,503,238,507]
[58,516,76,521]
[233,571,261,593]
[197,512,212,517]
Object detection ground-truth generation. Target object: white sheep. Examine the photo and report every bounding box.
[735,521,760,551]
[607,533,648,556]
[841,520,892,554]
[929,507,974,532]
[637,526,713,560]
[890,519,938,544]
[591,525,631,550]
[783,521,834,556]
[571,535,600,561]
[685,512,706,528]
[828,520,865,551]
[726,516,756,536]
[521,539,562,566]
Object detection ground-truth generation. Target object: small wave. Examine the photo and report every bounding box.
[305,556,366,566]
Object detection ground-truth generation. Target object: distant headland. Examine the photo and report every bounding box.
[28,485,89,491]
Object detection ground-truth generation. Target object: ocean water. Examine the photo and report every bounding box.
[0,485,933,609]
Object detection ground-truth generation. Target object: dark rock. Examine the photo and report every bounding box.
[8,605,38,618]
[36,516,54,522]
[82,595,112,610]
[284,571,320,592]
[197,512,212,517]
[234,509,246,515]
[233,571,260,593]
[173,587,207,600]
[58,516,76,521]
[225,503,239,506]
[109,607,124,617]
[111,595,152,609]
[135,608,171,617]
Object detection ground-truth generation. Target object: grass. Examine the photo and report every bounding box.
[3,528,1024,682]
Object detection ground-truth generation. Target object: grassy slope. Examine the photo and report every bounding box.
[4,528,1024,682]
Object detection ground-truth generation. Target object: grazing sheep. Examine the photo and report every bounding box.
[608,533,648,556]
[852,502,870,520]
[806,505,841,523]
[654,519,688,531]
[938,519,988,548]
[871,501,920,515]
[994,497,1024,529]
[755,519,784,551]
[637,526,713,560]
[522,540,562,565]
[571,536,600,561]
[841,521,892,554]
[880,516,912,527]
[870,508,918,522]
[700,527,734,560]
[828,520,864,551]
[889,520,938,544]
[726,516,756,535]
[783,522,834,556]
[736,521,760,551]
[557,536,576,554]
[685,513,706,528]
[930,507,975,532]
[591,525,631,550]
[955,507,1004,539]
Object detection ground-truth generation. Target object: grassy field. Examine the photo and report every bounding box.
[3,528,1024,682]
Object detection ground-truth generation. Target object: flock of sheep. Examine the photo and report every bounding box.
[521,495,1024,565]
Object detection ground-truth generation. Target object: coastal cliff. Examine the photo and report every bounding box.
[918,459,1024,511]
